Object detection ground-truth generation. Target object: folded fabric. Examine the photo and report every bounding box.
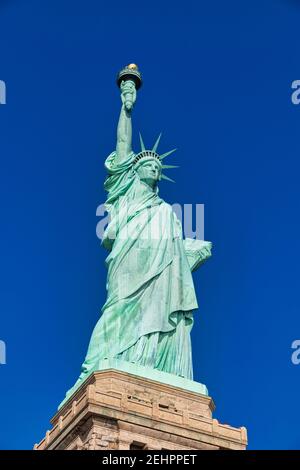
[183,238,212,272]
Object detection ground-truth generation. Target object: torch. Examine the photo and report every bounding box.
[117,64,142,111]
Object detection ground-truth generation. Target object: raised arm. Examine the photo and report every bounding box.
[115,80,136,164]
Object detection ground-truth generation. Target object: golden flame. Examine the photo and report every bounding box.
[127,63,138,70]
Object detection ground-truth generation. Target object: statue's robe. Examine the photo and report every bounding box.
[62,152,211,403]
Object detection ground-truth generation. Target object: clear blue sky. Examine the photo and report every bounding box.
[0,0,300,450]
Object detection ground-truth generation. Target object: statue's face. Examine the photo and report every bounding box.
[136,160,161,188]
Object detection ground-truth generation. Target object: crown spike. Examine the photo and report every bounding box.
[159,148,177,160]
[161,174,175,183]
[162,164,179,169]
[152,132,162,153]
[139,132,146,151]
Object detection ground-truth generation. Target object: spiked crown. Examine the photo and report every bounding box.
[133,133,178,183]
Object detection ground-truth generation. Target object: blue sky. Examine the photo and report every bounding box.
[0,0,300,450]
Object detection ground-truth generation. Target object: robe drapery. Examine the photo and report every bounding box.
[64,151,211,400]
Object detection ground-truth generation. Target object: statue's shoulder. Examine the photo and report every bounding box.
[104,151,135,175]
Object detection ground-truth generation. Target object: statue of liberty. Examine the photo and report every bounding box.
[61,65,212,406]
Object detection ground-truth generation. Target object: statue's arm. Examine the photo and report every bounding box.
[115,80,136,164]
[116,105,132,162]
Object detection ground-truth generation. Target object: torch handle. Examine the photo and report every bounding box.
[120,79,136,111]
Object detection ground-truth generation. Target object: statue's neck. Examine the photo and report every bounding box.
[139,179,157,192]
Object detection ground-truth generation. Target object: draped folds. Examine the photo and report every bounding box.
[63,151,211,402]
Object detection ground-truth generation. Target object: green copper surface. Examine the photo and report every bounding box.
[59,67,212,408]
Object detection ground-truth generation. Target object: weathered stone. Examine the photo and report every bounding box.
[34,369,247,451]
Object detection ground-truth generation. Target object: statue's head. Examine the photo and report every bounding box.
[133,133,178,187]
[136,158,162,188]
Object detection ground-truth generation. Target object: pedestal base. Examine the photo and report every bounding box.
[59,359,208,409]
[34,369,247,450]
